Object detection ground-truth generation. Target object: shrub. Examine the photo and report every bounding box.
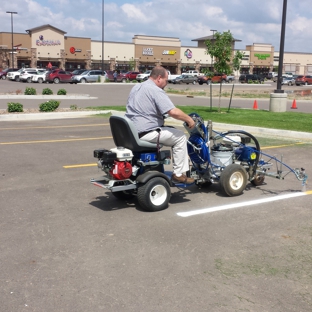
[24,87,37,95]
[8,102,23,112]
[42,88,53,95]
[70,104,78,110]
[39,100,60,112]
[57,88,67,95]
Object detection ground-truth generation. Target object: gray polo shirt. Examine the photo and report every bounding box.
[125,79,175,133]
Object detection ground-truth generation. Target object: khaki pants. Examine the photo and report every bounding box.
[140,127,189,175]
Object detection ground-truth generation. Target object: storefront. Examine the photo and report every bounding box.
[1,24,312,75]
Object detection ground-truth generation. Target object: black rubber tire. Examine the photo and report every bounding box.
[15,76,20,82]
[38,78,43,83]
[121,78,127,83]
[192,80,196,85]
[81,78,86,83]
[53,77,60,84]
[220,164,248,196]
[2,75,6,80]
[27,77,32,83]
[137,177,171,212]
[251,174,265,186]
[112,191,135,200]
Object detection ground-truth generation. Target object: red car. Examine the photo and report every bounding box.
[45,69,73,83]
[119,71,140,82]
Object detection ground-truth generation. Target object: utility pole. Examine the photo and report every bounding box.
[6,11,18,68]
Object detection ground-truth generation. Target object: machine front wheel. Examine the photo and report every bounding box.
[220,164,247,196]
[137,177,171,212]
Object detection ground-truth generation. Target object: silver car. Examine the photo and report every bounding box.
[71,70,103,83]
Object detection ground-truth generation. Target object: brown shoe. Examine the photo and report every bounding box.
[172,174,194,185]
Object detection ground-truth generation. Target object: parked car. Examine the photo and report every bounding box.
[31,71,48,83]
[0,68,19,80]
[71,70,103,83]
[295,75,312,86]
[71,69,87,76]
[7,68,38,82]
[45,69,73,84]
[19,69,45,83]
[282,77,295,86]
[197,75,211,85]
[136,70,152,82]
[239,74,264,83]
[211,73,227,83]
[182,70,204,77]
[172,74,197,84]
[267,72,278,80]
[119,71,140,82]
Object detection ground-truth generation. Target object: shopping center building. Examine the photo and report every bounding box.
[1,24,312,76]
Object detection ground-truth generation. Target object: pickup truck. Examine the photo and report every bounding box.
[136,70,179,83]
[182,70,204,77]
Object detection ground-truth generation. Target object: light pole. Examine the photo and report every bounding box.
[275,0,287,93]
[209,29,217,111]
[6,11,18,69]
[101,0,104,74]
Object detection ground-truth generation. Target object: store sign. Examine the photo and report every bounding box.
[36,35,61,46]
[142,48,153,56]
[70,47,82,54]
[184,49,192,59]
[254,53,270,60]
[162,50,176,55]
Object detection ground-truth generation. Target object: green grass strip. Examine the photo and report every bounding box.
[86,105,312,133]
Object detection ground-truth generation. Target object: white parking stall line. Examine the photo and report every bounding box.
[177,190,312,217]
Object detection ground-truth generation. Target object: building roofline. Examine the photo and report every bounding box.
[25,24,67,35]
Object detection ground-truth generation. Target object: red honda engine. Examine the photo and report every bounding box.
[109,160,132,180]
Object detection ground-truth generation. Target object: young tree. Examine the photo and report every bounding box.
[205,31,244,112]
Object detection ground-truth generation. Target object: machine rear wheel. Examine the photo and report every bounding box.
[220,164,247,196]
[137,177,171,212]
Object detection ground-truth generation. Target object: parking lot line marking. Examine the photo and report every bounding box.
[177,190,311,217]
[0,137,112,145]
[63,163,97,168]
[0,123,109,131]
[261,142,306,150]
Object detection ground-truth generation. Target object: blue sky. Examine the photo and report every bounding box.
[2,0,312,53]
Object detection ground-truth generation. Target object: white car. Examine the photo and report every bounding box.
[7,68,38,82]
[136,70,152,82]
[31,71,47,83]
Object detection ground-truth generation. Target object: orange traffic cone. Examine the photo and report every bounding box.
[291,99,297,109]
[253,100,258,110]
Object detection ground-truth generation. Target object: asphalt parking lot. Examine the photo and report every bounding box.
[1,116,311,311]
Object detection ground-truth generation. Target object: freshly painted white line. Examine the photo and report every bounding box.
[177,191,310,217]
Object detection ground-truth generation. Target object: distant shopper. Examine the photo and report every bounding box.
[113,71,118,82]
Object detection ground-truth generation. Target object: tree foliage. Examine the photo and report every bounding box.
[205,30,243,74]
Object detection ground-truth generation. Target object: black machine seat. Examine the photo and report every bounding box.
[109,115,160,153]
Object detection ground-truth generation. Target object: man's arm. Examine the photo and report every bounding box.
[167,107,195,129]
